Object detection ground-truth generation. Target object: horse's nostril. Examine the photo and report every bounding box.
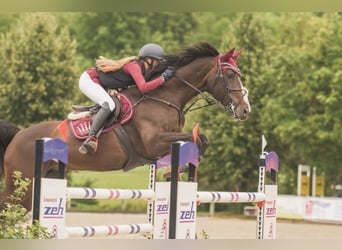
[243,108,249,119]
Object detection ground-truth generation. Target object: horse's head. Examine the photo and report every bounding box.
[207,47,251,120]
[145,42,251,120]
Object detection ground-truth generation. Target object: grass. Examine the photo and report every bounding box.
[69,165,151,189]
[67,165,159,213]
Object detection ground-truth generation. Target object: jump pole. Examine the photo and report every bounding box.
[159,137,278,240]
[152,141,199,239]
[32,138,158,239]
[33,138,278,239]
[32,138,199,239]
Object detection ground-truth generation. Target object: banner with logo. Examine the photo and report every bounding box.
[38,178,67,239]
[277,195,342,223]
[262,185,277,239]
[153,182,171,239]
[175,182,198,239]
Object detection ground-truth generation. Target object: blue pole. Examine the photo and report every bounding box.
[168,142,180,239]
[32,139,44,222]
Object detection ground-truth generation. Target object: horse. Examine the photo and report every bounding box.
[0,42,251,211]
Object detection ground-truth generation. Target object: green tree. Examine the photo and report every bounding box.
[0,13,80,127]
[66,12,197,67]
[263,13,342,193]
[184,13,342,196]
[185,13,238,47]
[0,13,21,34]
[185,13,280,194]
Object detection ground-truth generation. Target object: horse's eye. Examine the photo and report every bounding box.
[226,72,235,79]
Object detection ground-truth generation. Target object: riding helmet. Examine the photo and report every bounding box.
[138,44,164,60]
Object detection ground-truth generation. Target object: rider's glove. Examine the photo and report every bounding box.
[161,67,174,84]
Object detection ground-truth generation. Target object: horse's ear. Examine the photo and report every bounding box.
[221,48,235,62]
[232,48,244,60]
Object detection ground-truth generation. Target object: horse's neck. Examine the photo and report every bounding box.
[164,59,216,109]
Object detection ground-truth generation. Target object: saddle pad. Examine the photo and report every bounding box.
[69,93,134,139]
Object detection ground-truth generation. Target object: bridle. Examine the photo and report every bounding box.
[179,55,249,118]
[214,56,249,117]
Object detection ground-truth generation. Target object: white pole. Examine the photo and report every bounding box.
[312,166,316,197]
[67,187,155,200]
[66,223,153,238]
[197,191,265,203]
[147,163,156,238]
[209,203,215,217]
[297,164,302,196]
[256,135,266,239]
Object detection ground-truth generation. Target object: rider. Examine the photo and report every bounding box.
[78,43,174,155]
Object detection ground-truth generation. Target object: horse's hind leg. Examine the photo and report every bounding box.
[197,133,210,156]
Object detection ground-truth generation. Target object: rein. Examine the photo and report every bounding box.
[126,72,217,124]
[140,95,184,123]
[174,74,217,115]
[126,55,248,121]
[125,94,184,125]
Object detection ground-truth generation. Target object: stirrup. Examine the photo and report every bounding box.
[79,136,98,154]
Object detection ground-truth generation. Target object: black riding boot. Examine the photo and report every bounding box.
[79,102,112,154]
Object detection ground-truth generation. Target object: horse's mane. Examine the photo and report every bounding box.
[145,42,219,80]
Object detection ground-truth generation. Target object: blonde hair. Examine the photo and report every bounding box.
[95,55,138,72]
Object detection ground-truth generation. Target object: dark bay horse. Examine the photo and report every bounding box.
[0,42,251,211]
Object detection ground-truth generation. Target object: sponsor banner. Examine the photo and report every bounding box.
[153,182,170,239]
[304,197,342,222]
[176,182,198,239]
[263,185,277,239]
[39,178,67,239]
[277,195,304,219]
[277,195,342,223]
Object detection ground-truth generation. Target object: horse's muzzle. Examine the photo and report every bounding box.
[233,105,250,121]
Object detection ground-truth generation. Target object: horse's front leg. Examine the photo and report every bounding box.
[196,134,210,156]
[158,132,209,157]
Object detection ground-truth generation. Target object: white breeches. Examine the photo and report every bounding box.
[79,71,116,111]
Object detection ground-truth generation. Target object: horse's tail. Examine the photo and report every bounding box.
[0,120,21,178]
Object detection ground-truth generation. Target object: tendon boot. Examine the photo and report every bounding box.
[79,102,112,154]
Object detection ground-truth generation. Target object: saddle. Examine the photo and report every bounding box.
[68,92,134,139]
